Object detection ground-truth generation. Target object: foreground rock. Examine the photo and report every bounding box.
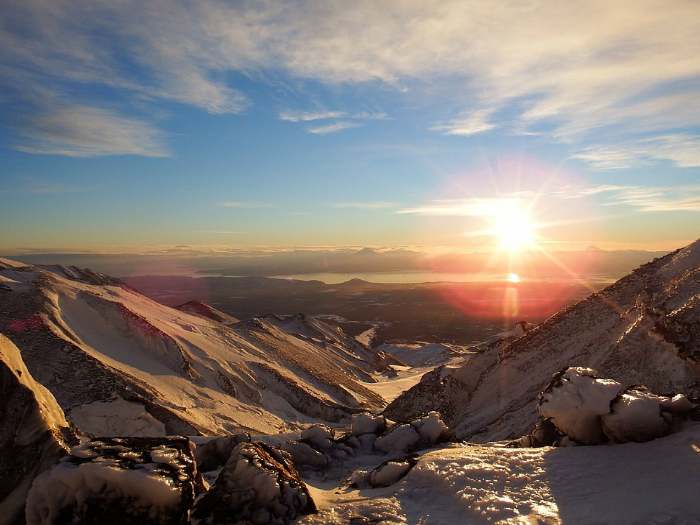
[0,334,77,525]
[512,367,695,447]
[26,436,203,525]
[351,454,420,488]
[192,442,316,525]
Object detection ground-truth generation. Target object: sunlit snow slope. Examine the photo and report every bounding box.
[389,239,700,442]
[0,258,393,436]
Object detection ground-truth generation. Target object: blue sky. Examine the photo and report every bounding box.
[2,0,700,255]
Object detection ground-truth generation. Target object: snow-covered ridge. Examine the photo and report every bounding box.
[388,238,700,442]
[0,257,393,436]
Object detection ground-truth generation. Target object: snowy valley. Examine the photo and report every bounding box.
[2,240,700,525]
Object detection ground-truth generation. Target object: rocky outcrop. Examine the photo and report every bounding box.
[0,334,77,525]
[192,442,316,525]
[26,437,204,525]
[511,367,695,447]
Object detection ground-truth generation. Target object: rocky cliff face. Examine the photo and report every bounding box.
[0,334,78,525]
[388,239,700,442]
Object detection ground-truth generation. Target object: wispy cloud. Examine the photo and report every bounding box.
[399,197,527,217]
[577,185,636,196]
[578,184,700,212]
[3,1,700,163]
[572,135,700,169]
[307,122,362,135]
[280,110,389,134]
[12,105,169,158]
[0,180,90,194]
[331,202,397,209]
[351,112,389,121]
[432,109,497,136]
[217,201,275,208]
[279,110,347,122]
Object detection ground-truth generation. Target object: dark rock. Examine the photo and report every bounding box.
[25,436,204,525]
[192,441,316,525]
[194,433,251,472]
[507,418,564,448]
[0,334,78,525]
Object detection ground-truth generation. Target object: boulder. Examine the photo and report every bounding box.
[26,437,204,525]
[192,442,316,525]
[538,367,622,445]
[352,454,420,489]
[193,433,251,472]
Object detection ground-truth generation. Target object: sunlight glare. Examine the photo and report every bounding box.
[506,273,521,283]
[491,208,537,253]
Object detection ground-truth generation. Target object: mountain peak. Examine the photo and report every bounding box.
[354,247,378,256]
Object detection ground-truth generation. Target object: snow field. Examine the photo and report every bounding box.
[299,423,700,525]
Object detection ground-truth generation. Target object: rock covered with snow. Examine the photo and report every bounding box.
[351,413,386,436]
[300,424,335,449]
[0,333,78,525]
[375,412,453,454]
[601,387,691,444]
[192,441,316,525]
[192,433,251,472]
[538,367,623,445]
[515,367,696,447]
[374,424,420,454]
[351,454,420,489]
[26,436,204,525]
[279,441,330,470]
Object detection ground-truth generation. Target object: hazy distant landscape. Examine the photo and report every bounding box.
[123,274,592,345]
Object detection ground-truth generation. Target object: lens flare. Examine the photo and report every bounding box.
[490,208,537,253]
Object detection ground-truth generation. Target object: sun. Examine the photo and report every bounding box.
[490,208,537,253]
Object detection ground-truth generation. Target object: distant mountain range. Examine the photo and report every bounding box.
[2,247,670,281]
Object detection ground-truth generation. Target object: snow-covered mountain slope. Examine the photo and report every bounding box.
[175,300,239,325]
[378,341,472,367]
[388,239,700,442]
[0,258,393,436]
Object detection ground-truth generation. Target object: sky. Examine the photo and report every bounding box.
[2,0,700,256]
